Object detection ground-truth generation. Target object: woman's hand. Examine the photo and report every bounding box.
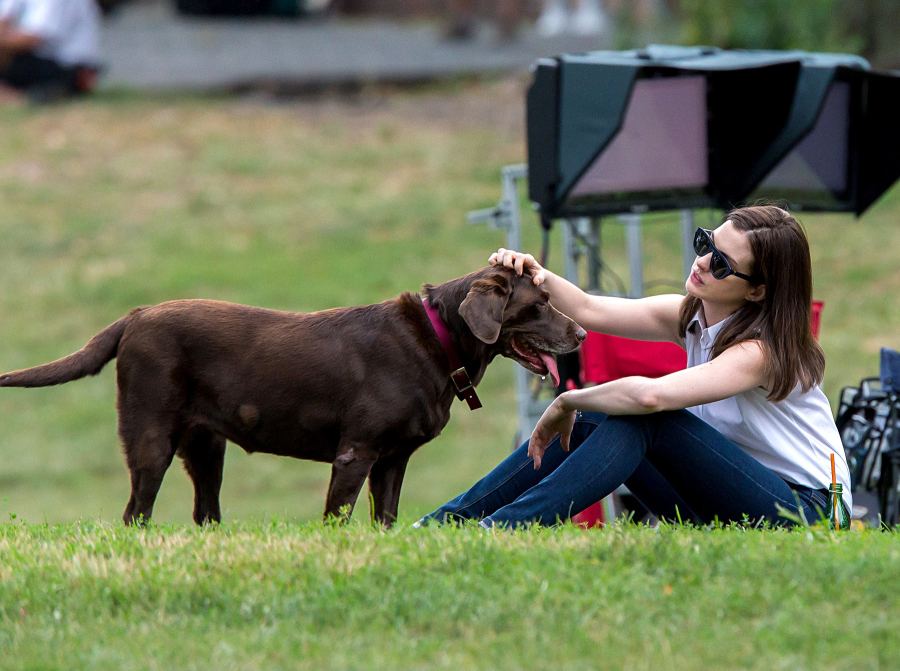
[528,396,576,470]
[489,248,548,286]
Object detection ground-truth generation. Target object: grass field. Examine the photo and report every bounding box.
[1,77,898,669]
[1,520,898,671]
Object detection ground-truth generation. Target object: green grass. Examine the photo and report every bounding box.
[1,520,897,671]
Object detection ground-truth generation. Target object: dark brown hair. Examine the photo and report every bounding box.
[678,205,825,401]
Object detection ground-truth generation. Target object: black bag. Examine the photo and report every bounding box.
[835,348,900,523]
[875,349,900,524]
[882,347,900,394]
[836,378,888,490]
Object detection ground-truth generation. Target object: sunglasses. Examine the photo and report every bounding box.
[693,228,758,283]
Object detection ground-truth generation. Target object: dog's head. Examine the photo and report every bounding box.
[458,268,586,385]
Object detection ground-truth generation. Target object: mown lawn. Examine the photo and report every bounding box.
[1,520,897,671]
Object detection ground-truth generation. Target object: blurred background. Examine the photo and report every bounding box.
[1,0,898,525]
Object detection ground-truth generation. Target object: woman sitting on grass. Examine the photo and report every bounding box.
[417,205,851,528]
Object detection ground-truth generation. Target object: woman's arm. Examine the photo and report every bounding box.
[0,26,42,55]
[490,248,684,343]
[560,340,767,414]
[527,341,768,469]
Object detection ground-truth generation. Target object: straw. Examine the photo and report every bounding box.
[830,453,838,526]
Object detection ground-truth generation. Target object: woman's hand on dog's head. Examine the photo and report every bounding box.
[489,248,547,286]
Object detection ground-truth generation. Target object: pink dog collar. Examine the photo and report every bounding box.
[422,298,482,411]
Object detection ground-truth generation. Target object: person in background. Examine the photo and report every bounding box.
[0,0,101,102]
[536,0,607,36]
[444,0,524,42]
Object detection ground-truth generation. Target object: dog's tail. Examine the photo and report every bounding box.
[0,309,142,388]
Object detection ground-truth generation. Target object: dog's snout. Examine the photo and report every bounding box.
[575,327,588,343]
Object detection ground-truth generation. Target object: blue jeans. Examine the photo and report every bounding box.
[419,410,828,528]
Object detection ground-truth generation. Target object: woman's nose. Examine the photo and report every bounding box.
[695,252,711,271]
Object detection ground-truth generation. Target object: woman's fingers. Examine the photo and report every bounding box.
[489,249,548,286]
[527,433,538,467]
[531,441,544,470]
[560,428,571,453]
[503,251,520,273]
[529,429,552,470]
[488,249,520,272]
[514,254,528,277]
[530,399,576,469]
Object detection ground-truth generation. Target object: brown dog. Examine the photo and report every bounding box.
[0,266,585,526]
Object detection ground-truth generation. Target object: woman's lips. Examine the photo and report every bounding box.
[690,271,704,286]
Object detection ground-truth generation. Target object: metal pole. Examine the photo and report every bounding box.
[587,218,601,293]
[500,164,526,251]
[680,210,695,282]
[489,165,553,444]
[621,213,644,298]
[498,167,532,444]
[562,217,595,285]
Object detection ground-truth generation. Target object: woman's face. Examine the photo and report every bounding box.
[685,219,762,309]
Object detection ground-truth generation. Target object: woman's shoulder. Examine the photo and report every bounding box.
[716,338,767,367]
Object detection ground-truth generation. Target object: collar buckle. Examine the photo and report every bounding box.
[450,367,482,410]
[451,367,473,394]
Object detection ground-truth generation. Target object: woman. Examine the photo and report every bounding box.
[418,205,851,528]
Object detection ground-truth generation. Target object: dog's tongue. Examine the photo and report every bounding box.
[539,352,560,388]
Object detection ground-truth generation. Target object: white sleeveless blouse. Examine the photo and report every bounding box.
[684,312,852,512]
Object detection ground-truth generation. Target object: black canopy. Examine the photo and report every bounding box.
[527,45,900,218]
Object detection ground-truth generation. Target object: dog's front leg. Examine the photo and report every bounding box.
[368,452,411,528]
[324,442,377,523]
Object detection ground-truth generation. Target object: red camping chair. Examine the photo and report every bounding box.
[570,300,824,527]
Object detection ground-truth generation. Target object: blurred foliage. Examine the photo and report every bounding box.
[675,0,900,68]
[678,0,851,51]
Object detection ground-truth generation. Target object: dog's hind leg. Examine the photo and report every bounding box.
[178,427,226,526]
[121,426,176,526]
[116,342,185,526]
[368,452,411,528]
[324,441,378,523]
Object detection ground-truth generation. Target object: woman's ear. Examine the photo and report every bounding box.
[745,283,766,303]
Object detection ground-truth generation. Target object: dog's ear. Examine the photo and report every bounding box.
[459,272,512,344]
